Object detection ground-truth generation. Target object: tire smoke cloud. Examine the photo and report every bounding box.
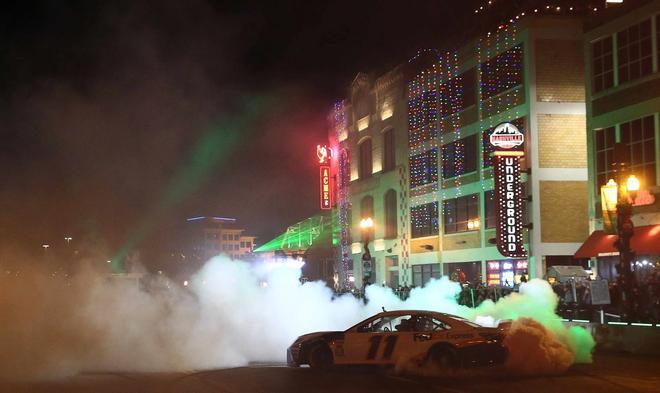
[0,256,593,380]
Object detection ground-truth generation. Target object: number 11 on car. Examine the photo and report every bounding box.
[366,335,398,360]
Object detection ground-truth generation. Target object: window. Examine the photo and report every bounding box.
[483,117,525,168]
[383,128,396,171]
[442,135,477,178]
[621,115,656,187]
[234,234,240,240]
[595,127,616,190]
[410,148,438,188]
[222,234,228,240]
[411,202,438,238]
[240,241,245,248]
[415,316,452,332]
[234,244,239,250]
[412,264,441,287]
[443,194,479,234]
[358,138,372,179]
[360,195,374,240]
[480,45,523,100]
[439,68,476,117]
[592,36,614,93]
[384,189,397,239]
[484,190,496,229]
[617,19,652,84]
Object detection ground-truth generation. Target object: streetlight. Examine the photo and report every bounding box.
[600,174,641,320]
[64,236,73,244]
[359,217,374,291]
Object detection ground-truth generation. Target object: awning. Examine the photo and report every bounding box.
[574,224,660,258]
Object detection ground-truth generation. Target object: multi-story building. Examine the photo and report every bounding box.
[332,13,593,289]
[184,216,256,261]
[330,67,411,288]
[576,0,660,279]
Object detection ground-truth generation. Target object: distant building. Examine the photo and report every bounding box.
[182,216,256,262]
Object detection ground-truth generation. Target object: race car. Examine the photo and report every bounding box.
[287,310,509,369]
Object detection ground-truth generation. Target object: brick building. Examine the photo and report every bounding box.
[331,13,592,289]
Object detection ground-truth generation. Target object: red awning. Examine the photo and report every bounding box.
[574,225,660,258]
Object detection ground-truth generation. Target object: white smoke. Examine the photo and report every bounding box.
[0,256,593,380]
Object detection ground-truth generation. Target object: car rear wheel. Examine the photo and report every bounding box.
[308,344,333,369]
[427,347,458,370]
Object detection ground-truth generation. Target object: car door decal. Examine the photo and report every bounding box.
[382,335,398,360]
[366,335,399,360]
[366,336,382,360]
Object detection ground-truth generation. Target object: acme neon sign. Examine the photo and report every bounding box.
[320,165,332,210]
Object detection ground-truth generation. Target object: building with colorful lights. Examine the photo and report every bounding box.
[330,9,601,289]
[575,0,660,279]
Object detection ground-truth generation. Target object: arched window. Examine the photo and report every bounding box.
[384,190,397,239]
[360,195,374,241]
[358,138,372,179]
[383,128,395,172]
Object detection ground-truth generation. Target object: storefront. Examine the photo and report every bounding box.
[443,261,482,284]
[486,260,529,287]
[574,224,660,281]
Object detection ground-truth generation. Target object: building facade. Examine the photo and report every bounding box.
[578,0,660,279]
[332,14,593,289]
[184,216,256,261]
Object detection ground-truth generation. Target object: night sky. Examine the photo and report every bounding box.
[0,0,486,262]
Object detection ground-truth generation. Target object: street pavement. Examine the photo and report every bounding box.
[1,353,658,393]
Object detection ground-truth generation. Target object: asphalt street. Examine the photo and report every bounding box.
[1,353,658,393]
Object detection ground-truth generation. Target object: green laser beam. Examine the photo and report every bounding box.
[111,96,271,271]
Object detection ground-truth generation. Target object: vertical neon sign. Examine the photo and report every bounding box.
[491,122,527,258]
[317,145,333,210]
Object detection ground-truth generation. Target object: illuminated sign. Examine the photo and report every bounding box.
[317,145,333,210]
[493,122,527,258]
[490,122,524,149]
[317,144,332,164]
[320,166,332,210]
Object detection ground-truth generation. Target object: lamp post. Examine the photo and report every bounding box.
[601,174,640,320]
[359,217,374,293]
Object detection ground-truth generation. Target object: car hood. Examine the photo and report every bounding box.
[291,331,343,345]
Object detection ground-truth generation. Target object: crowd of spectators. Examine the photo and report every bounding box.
[551,272,660,323]
[336,269,659,323]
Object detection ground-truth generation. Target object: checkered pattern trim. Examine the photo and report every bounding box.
[398,166,410,286]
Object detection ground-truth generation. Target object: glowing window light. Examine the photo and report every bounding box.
[372,158,382,174]
[380,104,393,120]
[357,116,370,131]
[351,242,362,254]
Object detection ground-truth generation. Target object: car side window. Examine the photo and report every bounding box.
[357,316,413,333]
[415,316,452,332]
[357,317,381,333]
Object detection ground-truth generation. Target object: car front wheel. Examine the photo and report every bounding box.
[308,344,333,369]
